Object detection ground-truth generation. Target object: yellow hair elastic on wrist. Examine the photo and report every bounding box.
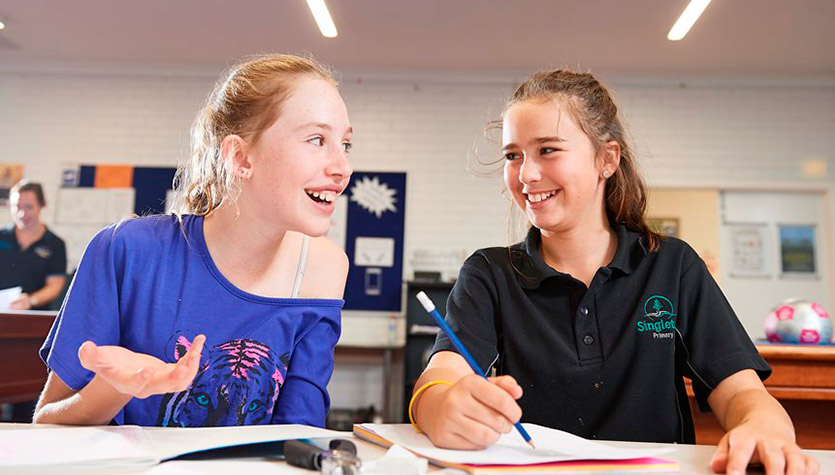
[408,380,453,433]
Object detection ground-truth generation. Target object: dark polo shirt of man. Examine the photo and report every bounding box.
[0,225,67,309]
[432,223,770,443]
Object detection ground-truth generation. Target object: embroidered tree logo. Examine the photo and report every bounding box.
[644,295,676,321]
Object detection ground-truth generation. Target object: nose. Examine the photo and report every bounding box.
[518,152,541,185]
[327,148,353,179]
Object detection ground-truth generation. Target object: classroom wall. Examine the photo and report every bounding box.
[2,69,834,412]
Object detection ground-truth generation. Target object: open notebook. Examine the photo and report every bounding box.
[0,424,347,470]
[354,423,679,473]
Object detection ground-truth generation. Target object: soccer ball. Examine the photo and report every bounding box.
[764,299,832,344]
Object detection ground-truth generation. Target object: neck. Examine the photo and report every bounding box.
[17,222,44,236]
[203,203,287,278]
[538,212,617,286]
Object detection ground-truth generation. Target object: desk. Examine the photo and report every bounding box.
[0,310,57,404]
[688,344,835,449]
[1,422,834,474]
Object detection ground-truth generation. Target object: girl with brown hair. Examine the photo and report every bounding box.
[411,69,818,474]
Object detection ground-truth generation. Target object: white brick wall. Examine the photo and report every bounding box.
[2,69,834,414]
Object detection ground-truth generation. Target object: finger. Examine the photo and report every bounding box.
[470,380,523,424]
[759,442,785,475]
[804,453,820,475]
[725,435,757,475]
[783,445,806,475]
[489,375,523,399]
[458,411,503,448]
[710,433,730,473]
[461,391,515,434]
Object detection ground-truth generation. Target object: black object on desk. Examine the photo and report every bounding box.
[284,439,360,473]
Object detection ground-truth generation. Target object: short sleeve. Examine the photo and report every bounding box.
[677,249,771,411]
[47,236,67,276]
[39,226,124,391]
[430,254,501,375]
[271,309,341,427]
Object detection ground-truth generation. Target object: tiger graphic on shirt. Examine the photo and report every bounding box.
[157,336,289,426]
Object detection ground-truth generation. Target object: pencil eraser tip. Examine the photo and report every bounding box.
[416,291,436,312]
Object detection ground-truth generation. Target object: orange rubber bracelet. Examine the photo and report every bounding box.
[408,380,453,433]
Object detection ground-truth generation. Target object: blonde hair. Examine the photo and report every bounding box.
[173,54,337,216]
[506,69,663,251]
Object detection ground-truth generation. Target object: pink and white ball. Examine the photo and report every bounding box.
[764,299,832,344]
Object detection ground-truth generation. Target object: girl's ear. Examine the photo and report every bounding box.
[599,140,621,179]
[220,134,253,180]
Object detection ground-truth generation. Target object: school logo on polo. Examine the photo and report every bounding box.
[637,294,677,339]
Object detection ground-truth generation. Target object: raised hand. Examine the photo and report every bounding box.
[77,335,206,399]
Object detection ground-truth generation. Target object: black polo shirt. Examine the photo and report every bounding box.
[432,223,770,444]
[0,225,67,308]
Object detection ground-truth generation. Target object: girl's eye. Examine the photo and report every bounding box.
[541,147,561,155]
[309,136,324,146]
[342,142,353,153]
[503,152,520,161]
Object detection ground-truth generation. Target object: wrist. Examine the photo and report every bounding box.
[28,295,40,308]
[410,380,452,432]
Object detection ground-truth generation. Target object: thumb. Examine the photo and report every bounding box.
[489,375,523,399]
[78,341,99,370]
[710,432,730,473]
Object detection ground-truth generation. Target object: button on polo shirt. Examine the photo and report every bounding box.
[432,222,770,444]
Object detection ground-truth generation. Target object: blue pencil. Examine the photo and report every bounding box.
[416,291,536,449]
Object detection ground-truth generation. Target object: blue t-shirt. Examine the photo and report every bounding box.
[40,215,343,427]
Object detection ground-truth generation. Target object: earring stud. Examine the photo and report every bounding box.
[602,170,612,179]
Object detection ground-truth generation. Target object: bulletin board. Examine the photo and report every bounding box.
[335,172,406,312]
[55,164,177,270]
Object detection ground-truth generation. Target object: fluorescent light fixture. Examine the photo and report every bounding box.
[305,0,338,38]
[668,0,713,41]
[0,20,5,30]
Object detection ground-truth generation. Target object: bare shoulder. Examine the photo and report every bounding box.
[302,235,349,299]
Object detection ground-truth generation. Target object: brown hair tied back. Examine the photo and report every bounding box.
[507,69,662,251]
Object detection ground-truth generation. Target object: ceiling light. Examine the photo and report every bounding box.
[668,0,713,41]
[0,20,5,30]
[305,0,337,38]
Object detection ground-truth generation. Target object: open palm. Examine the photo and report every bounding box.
[77,335,206,399]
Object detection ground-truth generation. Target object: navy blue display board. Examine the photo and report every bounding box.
[342,172,406,312]
[78,165,176,215]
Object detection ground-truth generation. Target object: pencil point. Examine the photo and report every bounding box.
[527,440,536,450]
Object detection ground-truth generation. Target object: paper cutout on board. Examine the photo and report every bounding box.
[350,175,397,218]
[354,237,395,267]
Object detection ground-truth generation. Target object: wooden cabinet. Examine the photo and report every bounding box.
[688,344,835,449]
[0,311,57,404]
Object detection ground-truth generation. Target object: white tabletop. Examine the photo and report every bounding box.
[3,423,834,474]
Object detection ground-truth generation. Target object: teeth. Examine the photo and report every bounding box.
[527,191,555,203]
[307,190,337,203]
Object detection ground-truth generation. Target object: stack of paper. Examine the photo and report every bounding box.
[354,423,679,473]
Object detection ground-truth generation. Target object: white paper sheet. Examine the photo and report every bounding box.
[360,423,672,465]
[0,424,348,469]
[0,286,22,309]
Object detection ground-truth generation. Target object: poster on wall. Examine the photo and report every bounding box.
[0,164,25,207]
[728,222,769,278]
[648,217,679,237]
[779,224,817,277]
[336,172,406,312]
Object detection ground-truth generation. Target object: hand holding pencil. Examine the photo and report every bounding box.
[414,292,536,450]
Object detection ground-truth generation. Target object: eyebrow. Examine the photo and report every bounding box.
[502,136,566,151]
[295,122,353,135]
